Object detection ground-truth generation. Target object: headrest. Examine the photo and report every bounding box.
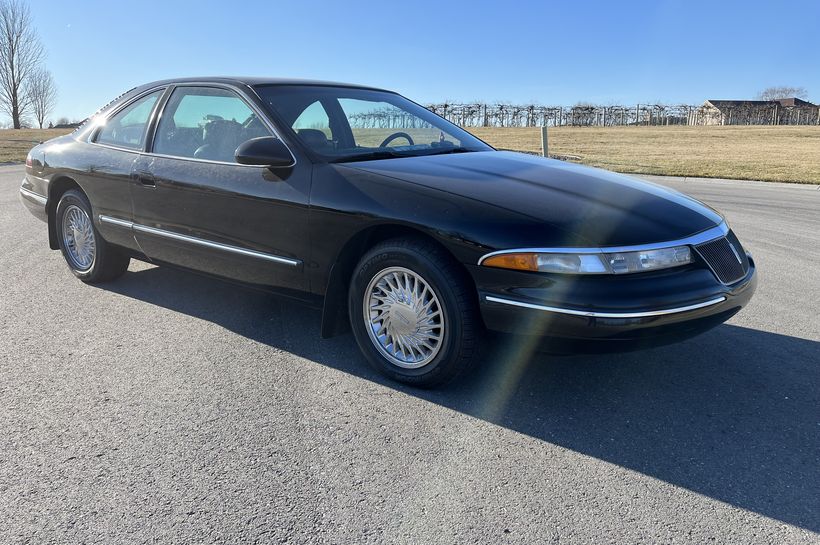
[297,128,329,149]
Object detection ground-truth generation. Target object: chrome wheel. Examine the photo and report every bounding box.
[61,204,96,271]
[363,266,445,369]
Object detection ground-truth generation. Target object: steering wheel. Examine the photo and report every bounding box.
[379,132,414,147]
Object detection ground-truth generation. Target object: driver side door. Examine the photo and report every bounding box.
[130,85,311,292]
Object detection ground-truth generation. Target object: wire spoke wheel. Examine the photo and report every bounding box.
[363,266,445,369]
[61,204,96,271]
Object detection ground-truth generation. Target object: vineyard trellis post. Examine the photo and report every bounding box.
[541,125,548,157]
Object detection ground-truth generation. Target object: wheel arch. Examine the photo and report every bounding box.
[320,223,474,338]
[46,176,84,250]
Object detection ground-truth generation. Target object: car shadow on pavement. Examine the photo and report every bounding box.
[99,264,819,532]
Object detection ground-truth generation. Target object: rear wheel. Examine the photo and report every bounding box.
[349,237,480,387]
[55,189,130,283]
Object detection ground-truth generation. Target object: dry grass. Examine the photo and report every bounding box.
[3,126,818,184]
[466,125,820,184]
[0,129,73,163]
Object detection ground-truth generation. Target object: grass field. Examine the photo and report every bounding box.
[467,125,820,184]
[2,126,818,183]
[0,129,72,163]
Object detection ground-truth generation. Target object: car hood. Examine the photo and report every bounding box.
[342,151,723,247]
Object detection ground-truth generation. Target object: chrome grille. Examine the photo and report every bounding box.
[695,230,749,284]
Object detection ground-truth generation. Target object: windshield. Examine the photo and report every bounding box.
[254,85,493,162]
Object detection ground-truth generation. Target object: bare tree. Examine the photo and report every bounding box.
[0,0,43,128]
[757,86,809,101]
[25,66,54,128]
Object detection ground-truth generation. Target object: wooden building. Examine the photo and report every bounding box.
[693,98,819,126]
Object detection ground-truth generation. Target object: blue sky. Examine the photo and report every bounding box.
[30,0,819,121]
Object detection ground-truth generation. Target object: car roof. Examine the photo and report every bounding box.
[134,76,392,93]
[86,77,398,123]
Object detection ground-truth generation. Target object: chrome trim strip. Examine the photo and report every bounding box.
[90,140,284,168]
[478,222,729,265]
[89,141,277,169]
[144,151,285,169]
[98,215,133,229]
[20,187,47,205]
[88,141,152,156]
[98,215,300,267]
[484,295,727,318]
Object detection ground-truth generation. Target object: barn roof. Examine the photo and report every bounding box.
[705,98,817,109]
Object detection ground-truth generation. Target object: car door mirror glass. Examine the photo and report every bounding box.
[235,136,294,167]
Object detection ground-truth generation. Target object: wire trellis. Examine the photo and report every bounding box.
[423,102,820,127]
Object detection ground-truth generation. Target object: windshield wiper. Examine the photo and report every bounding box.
[419,146,474,157]
[330,146,475,164]
[330,150,411,163]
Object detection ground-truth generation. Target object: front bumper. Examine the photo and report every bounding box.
[473,255,757,352]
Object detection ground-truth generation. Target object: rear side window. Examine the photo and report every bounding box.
[94,90,163,150]
[153,87,272,163]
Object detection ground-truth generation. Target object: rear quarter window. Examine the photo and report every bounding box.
[94,90,163,150]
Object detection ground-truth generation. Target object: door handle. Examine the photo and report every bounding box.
[133,170,156,187]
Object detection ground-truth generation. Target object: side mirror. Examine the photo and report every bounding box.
[235,136,295,167]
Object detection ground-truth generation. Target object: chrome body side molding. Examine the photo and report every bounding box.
[484,295,727,319]
[98,215,133,229]
[98,215,300,266]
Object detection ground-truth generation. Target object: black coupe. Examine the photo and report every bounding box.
[20,78,757,386]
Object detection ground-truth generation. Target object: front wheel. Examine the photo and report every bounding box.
[55,189,130,283]
[348,237,481,387]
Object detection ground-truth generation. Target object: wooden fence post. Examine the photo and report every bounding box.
[541,125,548,158]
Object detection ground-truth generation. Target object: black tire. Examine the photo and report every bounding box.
[55,189,130,283]
[348,237,480,387]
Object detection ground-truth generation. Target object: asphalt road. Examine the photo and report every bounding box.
[1,164,818,544]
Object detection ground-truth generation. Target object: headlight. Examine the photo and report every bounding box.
[481,245,692,274]
[605,246,692,273]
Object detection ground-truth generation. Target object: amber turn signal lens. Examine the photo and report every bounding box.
[482,253,540,272]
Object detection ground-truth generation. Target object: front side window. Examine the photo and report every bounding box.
[255,85,492,162]
[153,87,272,163]
[95,90,163,150]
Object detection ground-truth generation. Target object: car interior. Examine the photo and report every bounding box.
[154,115,270,163]
[254,88,474,161]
